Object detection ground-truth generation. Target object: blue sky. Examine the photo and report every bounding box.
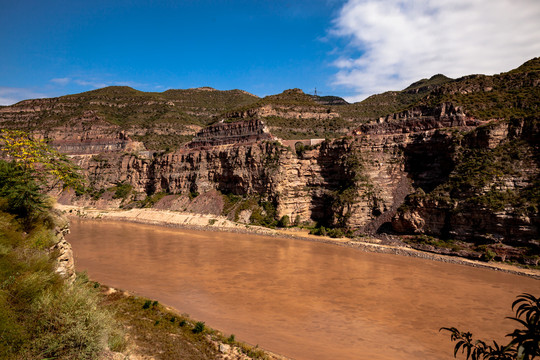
[1,0,540,105]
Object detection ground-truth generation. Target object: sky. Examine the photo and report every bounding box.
[1,0,539,105]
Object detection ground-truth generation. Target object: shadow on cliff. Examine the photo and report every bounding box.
[402,131,456,193]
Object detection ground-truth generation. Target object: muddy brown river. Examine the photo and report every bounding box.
[67,219,539,360]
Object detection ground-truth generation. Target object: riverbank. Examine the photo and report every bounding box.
[57,204,540,279]
[100,284,289,360]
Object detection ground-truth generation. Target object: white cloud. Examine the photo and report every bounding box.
[331,0,540,101]
[0,87,47,106]
[74,79,110,88]
[50,77,71,85]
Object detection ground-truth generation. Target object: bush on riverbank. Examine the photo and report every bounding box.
[0,207,124,359]
[0,142,123,358]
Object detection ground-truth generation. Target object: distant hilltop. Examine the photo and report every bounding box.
[0,57,538,150]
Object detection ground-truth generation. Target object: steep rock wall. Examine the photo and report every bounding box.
[392,118,539,244]
[49,114,537,246]
[66,131,413,232]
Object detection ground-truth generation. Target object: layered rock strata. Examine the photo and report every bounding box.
[187,119,274,148]
[357,102,483,135]
[392,118,539,245]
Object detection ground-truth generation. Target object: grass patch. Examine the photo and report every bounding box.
[404,235,464,252]
[140,191,167,208]
[0,210,123,360]
[111,182,133,200]
[101,289,271,359]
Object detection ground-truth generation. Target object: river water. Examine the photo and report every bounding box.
[67,219,539,360]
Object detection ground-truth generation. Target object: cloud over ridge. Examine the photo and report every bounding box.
[332,0,540,101]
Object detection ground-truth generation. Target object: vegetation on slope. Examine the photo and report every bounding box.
[429,119,538,214]
[417,57,540,120]
[337,73,454,121]
[1,86,259,150]
[336,58,538,124]
[103,288,270,359]
[61,86,259,129]
[220,88,352,139]
[0,131,122,359]
[0,159,124,359]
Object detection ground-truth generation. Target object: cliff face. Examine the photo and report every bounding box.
[46,110,537,247]
[47,116,404,230]
[392,118,539,246]
[187,119,274,148]
[55,117,449,232]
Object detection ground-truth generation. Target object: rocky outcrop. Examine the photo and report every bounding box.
[49,212,76,284]
[226,104,340,121]
[358,102,483,135]
[187,119,274,148]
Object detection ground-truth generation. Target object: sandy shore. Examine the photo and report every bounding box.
[57,204,540,279]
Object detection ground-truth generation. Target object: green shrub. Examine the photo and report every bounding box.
[192,321,205,334]
[309,225,347,238]
[249,201,278,227]
[141,191,167,208]
[0,161,47,225]
[112,182,133,200]
[0,220,123,360]
[27,225,56,249]
[277,215,290,228]
[90,188,106,200]
[142,300,152,309]
[108,327,127,352]
[29,282,114,359]
[483,248,497,261]
[222,192,242,215]
[226,334,236,344]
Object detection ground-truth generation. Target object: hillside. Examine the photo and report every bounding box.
[417,57,540,120]
[219,88,350,139]
[0,86,259,150]
[337,73,454,121]
[1,58,538,149]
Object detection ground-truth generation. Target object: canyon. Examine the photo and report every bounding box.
[1,58,538,264]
